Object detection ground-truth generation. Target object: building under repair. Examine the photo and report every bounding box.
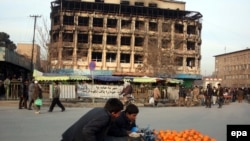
[49,0,202,78]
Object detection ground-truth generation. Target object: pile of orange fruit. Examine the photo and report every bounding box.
[153,129,216,141]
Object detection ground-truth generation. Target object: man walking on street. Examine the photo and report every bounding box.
[205,84,213,108]
[217,83,224,108]
[48,81,65,112]
[28,80,35,110]
[178,85,186,106]
[0,80,5,100]
[19,80,29,109]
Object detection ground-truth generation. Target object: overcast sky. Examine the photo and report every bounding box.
[0,0,250,76]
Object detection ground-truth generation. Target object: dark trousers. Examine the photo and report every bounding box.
[154,100,158,106]
[205,96,211,108]
[218,97,224,108]
[19,96,28,109]
[28,99,34,109]
[49,98,65,111]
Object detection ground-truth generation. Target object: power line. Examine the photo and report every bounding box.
[30,15,41,76]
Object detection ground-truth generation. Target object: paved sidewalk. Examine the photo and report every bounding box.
[0,101,249,141]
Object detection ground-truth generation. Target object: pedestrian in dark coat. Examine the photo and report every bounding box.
[0,80,5,99]
[205,84,213,108]
[178,85,186,106]
[61,98,123,141]
[19,80,29,109]
[217,83,224,108]
[48,81,65,112]
[237,88,244,103]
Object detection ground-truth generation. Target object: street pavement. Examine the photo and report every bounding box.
[0,101,249,141]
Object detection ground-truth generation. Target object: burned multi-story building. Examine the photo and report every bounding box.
[49,0,202,78]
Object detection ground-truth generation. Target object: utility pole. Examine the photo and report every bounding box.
[30,15,41,77]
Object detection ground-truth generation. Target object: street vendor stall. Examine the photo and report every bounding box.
[105,128,217,141]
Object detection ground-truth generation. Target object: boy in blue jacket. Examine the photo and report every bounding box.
[107,103,139,137]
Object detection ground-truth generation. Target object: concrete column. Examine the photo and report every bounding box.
[116,17,121,71]
[144,19,149,65]
[102,32,107,69]
[157,19,162,69]
[72,16,78,69]
[183,22,187,34]
[195,56,200,73]
[183,22,188,51]
[183,55,187,72]
[88,31,92,64]
[131,34,135,71]
[170,21,175,49]
[130,17,136,71]
[57,13,64,69]
[58,34,63,69]
[102,16,108,69]
[88,16,93,64]
[158,19,163,45]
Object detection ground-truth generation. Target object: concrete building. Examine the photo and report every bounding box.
[16,43,41,70]
[49,0,202,80]
[214,48,250,88]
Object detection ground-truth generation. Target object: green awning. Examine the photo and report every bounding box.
[132,76,163,83]
[35,75,91,81]
[35,76,70,81]
[69,75,90,80]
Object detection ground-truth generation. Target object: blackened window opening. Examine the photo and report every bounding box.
[175,24,184,33]
[121,20,131,29]
[187,25,196,34]
[121,37,131,45]
[78,34,88,43]
[106,53,116,62]
[149,22,158,31]
[187,41,195,50]
[135,37,144,46]
[107,36,117,45]
[92,52,102,62]
[63,16,74,25]
[78,17,89,26]
[135,21,144,30]
[107,19,117,28]
[134,54,143,63]
[63,33,73,42]
[186,57,195,67]
[120,54,130,63]
[93,18,103,27]
[92,35,103,44]
[53,16,60,25]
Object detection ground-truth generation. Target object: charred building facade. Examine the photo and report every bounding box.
[49,0,202,78]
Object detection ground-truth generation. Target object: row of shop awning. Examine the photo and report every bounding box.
[33,70,183,83]
[34,75,183,84]
[35,75,90,81]
[34,75,158,82]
